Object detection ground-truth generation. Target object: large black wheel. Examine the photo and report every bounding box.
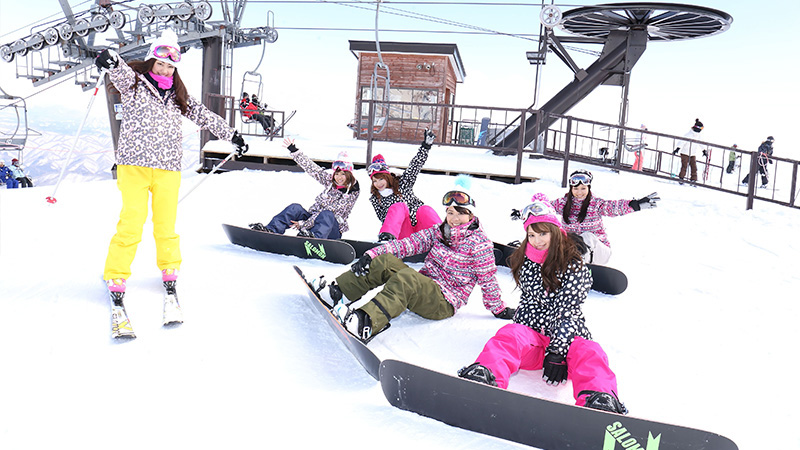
[561,3,732,41]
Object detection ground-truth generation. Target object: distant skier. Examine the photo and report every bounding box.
[546,169,659,265]
[458,193,628,415]
[672,118,705,184]
[0,160,18,188]
[742,136,774,188]
[367,129,441,242]
[9,158,33,187]
[249,139,360,239]
[315,176,514,341]
[239,92,275,135]
[725,144,739,174]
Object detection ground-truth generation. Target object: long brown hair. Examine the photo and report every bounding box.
[369,172,400,198]
[108,59,189,115]
[332,169,358,191]
[508,222,583,292]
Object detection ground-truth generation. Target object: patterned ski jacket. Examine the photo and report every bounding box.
[369,145,430,226]
[512,259,593,356]
[291,150,360,234]
[108,60,235,172]
[366,218,506,315]
[551,195,634,248]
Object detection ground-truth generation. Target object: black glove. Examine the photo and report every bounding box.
[420,128,435,150]
[510,208,522,220]
[702,149,708,157]
[350,254,372,277]
[493,307,516,320]
[95,49,119,70]
[542,352,568,385]
[672,148,680,155]
[231,131,248,157]
[287,143,299,153]
[629,192,660,211]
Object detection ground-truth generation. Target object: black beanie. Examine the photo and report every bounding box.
[692,118,703,132]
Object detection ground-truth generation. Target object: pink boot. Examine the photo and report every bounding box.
[162,268,179,282]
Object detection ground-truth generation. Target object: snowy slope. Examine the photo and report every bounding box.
[0,132,798,450]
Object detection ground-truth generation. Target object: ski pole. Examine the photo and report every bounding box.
[46,70,106,204]
[178,148,238,204]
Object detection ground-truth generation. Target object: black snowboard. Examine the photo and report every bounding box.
[493,242,628,295]
[223,224,356,264]
[293,265,381,380]
[379,359,738,450]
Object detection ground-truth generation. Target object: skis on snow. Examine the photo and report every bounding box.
[109,281,183,339]
[110,291,136,339]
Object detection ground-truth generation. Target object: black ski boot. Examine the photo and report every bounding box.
[457,363,498,387]
[579,390,628,415]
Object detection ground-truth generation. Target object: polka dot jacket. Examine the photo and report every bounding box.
[512,258,593,356]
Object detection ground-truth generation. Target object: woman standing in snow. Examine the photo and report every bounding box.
[316,178,514,341]
[550,169,659,265]
[249,139,359,239]
[96,29,249,321]
[367,129,441,242]
[458,193,628,415]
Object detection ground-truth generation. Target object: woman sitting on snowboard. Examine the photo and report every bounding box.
[315,176,514,341]
[367,129,441,242]
[458,193,628,415]
[249,139,359,240]
[550,169,659,265]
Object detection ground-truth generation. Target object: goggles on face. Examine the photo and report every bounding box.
[442,190,475,208]
[568,172,592,187]
[152,45,181,63]
[332,160,353,172]
[367,162,388,177]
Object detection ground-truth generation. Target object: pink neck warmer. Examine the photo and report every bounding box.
[149,72,173,90]
[525,243,548,264]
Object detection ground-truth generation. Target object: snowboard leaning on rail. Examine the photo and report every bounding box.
[379,359,738,450]
[493,242,628,295]
[293,265,381,379]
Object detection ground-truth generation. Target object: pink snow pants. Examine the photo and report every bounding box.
[380,203,441,239]
[475,323,618,406]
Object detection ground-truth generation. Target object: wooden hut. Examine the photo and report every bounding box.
[348,40,465,143]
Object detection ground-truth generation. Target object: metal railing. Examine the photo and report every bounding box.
[356,99,799,210]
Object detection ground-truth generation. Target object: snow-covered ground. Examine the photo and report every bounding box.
[1,131,798,450]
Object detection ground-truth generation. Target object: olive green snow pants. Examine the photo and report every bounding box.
[335,254,455,332]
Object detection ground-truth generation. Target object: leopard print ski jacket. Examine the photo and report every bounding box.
[108,60,235,172]
[291,150,360,234]
[369,145,430,226]
[512,259,593,356]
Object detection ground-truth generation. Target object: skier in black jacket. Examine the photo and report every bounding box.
[742,136,774,188]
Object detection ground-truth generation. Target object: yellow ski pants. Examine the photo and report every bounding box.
[103,165,181,281]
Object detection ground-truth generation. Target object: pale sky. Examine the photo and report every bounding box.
[1,0,798,157]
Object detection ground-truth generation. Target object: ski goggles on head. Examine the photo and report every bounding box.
[442,190,475,208]
[367,162,389,177]
[152,45,181,63]
[332,160,353,172]
[568,172,593,187]
[520,200,555,221]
